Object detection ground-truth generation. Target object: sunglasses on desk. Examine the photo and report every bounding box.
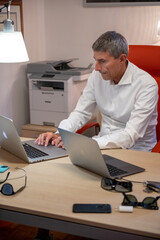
[101,177,133,193]
[0,167,27,196]
[122,192,160,210]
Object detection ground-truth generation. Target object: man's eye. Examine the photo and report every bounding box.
[99,60,106,64]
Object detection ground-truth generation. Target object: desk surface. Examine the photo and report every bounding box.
[0,143,160,240]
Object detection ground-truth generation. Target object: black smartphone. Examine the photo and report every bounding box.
[73,203,111,213]
[0,165,9,173]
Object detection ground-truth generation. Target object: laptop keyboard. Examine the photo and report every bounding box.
[107,163,128,177]
[23,143,49,159]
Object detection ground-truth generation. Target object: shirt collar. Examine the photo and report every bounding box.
[117,60,132,85]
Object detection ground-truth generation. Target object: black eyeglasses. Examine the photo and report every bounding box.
[122,192,160,210]
[0,167,27,196]
[101,177,132,193]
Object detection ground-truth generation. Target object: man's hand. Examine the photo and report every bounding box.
[35,132,64,148]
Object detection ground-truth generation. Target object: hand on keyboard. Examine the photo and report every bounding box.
[35,132,65,148]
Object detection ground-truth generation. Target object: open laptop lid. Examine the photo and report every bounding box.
[0,116,30,162]
[0,115,67,163]
[58,128,145,178]
[58,127,111,177]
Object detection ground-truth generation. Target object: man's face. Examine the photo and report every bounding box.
[93,51,126,83]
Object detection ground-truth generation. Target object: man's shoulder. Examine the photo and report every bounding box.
[129,62,157,86]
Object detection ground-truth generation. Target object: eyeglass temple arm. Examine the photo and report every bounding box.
[122,192,133,202]
[152,196,160,204]
[15,176,27,194]
[0,172,10,184]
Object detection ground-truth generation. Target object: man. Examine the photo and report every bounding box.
[36,31,158,151]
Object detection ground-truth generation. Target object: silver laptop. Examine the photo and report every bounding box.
[0,115,67,163]
[58,128,145,178]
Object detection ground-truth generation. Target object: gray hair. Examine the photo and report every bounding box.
[92,31,129,58]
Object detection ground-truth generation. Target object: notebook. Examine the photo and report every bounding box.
[58,128,145,178]
[0,115,67,163]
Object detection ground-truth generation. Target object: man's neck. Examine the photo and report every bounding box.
[113,60,128,84]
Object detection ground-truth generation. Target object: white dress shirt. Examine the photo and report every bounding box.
[59,61,158,151]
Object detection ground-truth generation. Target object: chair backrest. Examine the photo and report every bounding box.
[128,45,160,141]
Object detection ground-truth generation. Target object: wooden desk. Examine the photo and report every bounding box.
[0,146,160,240]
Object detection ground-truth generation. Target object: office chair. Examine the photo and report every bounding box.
[77,45,160,152]
[128,45,160,153]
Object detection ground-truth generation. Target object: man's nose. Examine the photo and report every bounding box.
[95,61,101,71]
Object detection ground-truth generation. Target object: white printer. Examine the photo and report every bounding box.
[27,59,92,127]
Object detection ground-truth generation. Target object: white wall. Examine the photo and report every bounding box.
[0,0,46,133]
[44,0,160,66]
[0,0,160,133]
[23,0,46,62]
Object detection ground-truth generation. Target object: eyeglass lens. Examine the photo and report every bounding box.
[122,193,160,210]
[101,178,132,192]
[1,183,14,195]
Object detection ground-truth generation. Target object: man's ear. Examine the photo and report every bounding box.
[119,54,127,63]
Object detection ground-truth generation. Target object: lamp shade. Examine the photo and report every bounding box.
[0,31,29,63]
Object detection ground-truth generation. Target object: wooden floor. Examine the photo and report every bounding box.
[0,222,90,240]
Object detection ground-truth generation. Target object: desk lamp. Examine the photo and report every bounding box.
[0,0,29,63]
